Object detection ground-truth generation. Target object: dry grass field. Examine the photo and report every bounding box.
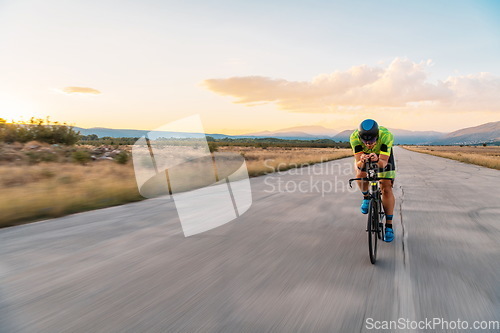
[0,145,351,227]
[0,161,142,227]
[403,145,500,170]
[219,146,352,176]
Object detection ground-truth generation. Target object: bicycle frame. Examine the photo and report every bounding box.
[349,161,392,264]
[349,160,388,229]
[348,161,393,187]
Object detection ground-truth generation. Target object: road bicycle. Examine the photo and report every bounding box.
[349,161,393,264]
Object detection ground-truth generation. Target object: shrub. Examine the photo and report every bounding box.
[208,142,218,153]
[0,118,80,145]
[25,151,58,164]
[115,151,130,164]
[256,142,269,149]
[72,150,91,165]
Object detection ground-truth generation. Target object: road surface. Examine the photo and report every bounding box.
[1,147,499,332]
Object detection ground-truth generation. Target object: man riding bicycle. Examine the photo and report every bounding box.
[350,119,396,242]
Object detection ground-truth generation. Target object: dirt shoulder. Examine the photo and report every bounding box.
[402,145,500,170]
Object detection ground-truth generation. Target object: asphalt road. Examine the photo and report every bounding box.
[1,147,499,332]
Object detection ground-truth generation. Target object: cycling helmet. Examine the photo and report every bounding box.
[358,119,379,144]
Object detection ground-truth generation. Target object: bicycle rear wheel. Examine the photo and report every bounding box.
[367,199,378,264]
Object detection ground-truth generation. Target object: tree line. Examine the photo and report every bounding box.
[0,118,80,145]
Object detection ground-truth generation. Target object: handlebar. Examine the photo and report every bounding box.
[348,160,391,188]
[348,177,394,188]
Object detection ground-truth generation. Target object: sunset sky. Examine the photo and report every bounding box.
[1,0,499,134]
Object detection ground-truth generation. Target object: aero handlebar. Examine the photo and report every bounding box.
[348,160,392,188]
[348,177,394,188]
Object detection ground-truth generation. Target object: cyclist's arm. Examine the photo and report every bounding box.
[376,131,394,168]
[377,154,389,168]
[351,132,369,170]
[355,152,369,169]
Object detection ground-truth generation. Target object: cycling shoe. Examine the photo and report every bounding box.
[361,199,370,214]
[384,227,394,242]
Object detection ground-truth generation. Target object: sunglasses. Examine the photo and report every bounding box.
[361,137,378,145]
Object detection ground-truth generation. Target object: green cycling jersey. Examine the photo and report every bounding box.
[350,126,394,156]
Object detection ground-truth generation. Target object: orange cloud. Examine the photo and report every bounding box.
[60,86,101,95]
[203,58,500,113]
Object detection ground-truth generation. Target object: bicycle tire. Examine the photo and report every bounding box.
[377,191,384,240]
[367,199,378,264]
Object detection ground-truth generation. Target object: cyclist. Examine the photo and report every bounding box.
[350,119,396,242]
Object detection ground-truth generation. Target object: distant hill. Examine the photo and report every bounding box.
[75,127,148,138]
[333,128,445,144]
[389,129,445,144]
[74,127,331,141]
[332,130,354,142]
[75,127,209,139]
[75,126,339,141]
[74,121,499,145]
[245,125,338,139]
[245,130,318,138]
[429,121,500,145]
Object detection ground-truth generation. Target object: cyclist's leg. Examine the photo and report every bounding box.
[378,150,396,241]
[354,162,370,214]
[379,178,395,219]
[379,176,395,242]
[355,168,368,192]
[378,150,396,222]
[354,157,368,190]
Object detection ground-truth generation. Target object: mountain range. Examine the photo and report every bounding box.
[331,128,446,144]
[429,121,500,145]
[245,126,338,138]
[75,121,500,145]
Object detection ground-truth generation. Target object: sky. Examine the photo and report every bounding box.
[0,0,499,134]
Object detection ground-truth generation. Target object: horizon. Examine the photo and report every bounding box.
[65,120,496,136]
[1,116,498,135]
[2,117,496,135]
[1,1,499,134]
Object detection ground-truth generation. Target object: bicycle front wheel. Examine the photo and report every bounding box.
[367,199,378,264]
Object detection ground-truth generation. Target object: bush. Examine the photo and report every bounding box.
[115,151,130,164]
[208,142,218,153]
[0,118,80,145]
[25,151,58,164]
[72,150,91,165]
[79,136,139,146]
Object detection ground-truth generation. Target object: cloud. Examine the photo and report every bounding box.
[444,72,500,112]
[203,58,500,113]
[59,86,101,95]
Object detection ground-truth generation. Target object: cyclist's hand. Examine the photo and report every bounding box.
[361,154,371,162]
[369,153,379,161]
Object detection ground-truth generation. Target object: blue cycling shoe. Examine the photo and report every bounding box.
[360,199,370,214]
[384,227,394,242]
